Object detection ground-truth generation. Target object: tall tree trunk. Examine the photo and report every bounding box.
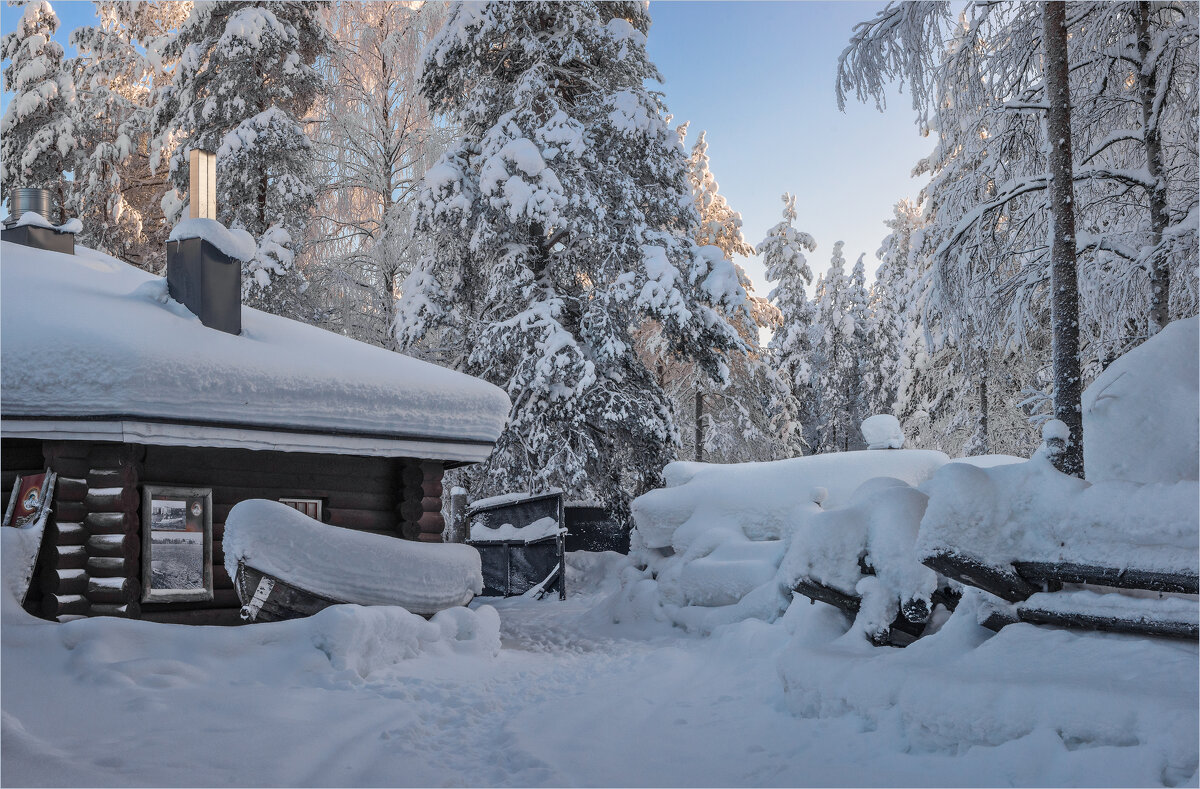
[1135,0,1171,333]
[1043,1,1085,478]
[694,390,705,462]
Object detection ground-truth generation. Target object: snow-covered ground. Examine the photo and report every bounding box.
[3,551,1196,787]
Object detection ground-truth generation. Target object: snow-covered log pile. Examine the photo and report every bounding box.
[225,499,483,616]
[613,450,950,633]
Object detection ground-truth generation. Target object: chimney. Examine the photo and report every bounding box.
[2,187,77,255]
[166,150,243,335]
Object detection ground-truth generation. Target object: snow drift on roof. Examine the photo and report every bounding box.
[1,241,511,446]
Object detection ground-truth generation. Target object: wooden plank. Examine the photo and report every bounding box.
[52,545,88,570]
[84,511,133,535]
[49,521,88,546]
[327,507,398,532]
[792,578,860,618]
[55,477,88,503]
[40,569,87,596]
[85,486,139,513]
[86,576,141,604]
[42,593,89,618]
[207,487,395,514]
[1016,606,1198,640]
[86,532,140,560]
[53,501,87,522]
[1013,561,1198,595]
[86,556,136,577]
[90,601,141,619]
[921,550,1036,603]
[144,445,397,480]
[141,588,241,612]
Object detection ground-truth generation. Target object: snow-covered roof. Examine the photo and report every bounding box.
[1,241,511,461]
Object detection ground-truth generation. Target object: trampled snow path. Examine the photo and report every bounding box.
[3,552,1196,787]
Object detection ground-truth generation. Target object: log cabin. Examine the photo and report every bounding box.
[1,182,510,625]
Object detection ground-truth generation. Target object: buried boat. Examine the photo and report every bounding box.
[226,499,483,622]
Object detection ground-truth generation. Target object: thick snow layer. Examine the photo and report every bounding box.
[4,549,1194,787]
[0,242,511,448]
[10,211,52,229]
[918,457,1200,576]
[224,499,482,615]
[168,217,256,261]
[1,525,44,604]
[470,516,564,544]
[1083,316,1199,484]
[1019,589,1199,625]
[948,453,1026,468]
[778,477,939,641]
[620,450,949,632]
[468,489,562,512]
[861,414,904,449]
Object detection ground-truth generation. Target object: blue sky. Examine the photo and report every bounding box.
[1,1,933,289]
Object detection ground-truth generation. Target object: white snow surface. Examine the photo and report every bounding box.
[917,457,1200,575]
[1083,316,1199,484]
[1,524,44,604]
[0,242,511,446]
[224,499,482,615]
[168,217,256,261]
[2,550,1195,787]
[621,451,949,632]
[10,211,52,229]
[861,414,905,449]
[470,516,564,544]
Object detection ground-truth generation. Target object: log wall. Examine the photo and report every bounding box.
[4,439,449,625]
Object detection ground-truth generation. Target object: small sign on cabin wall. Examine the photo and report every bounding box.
[142,486,214,604]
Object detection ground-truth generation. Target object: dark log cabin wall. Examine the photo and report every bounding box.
[1,438,447,625]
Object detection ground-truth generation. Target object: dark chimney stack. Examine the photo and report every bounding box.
[2,187,76,255]
[166,150,243,336]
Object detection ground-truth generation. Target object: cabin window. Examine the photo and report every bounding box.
[278,498,323,521]
[141,486,214,603]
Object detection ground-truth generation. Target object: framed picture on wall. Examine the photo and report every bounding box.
[142,486,213,603]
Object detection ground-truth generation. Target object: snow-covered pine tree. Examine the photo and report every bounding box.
[152,2,330,315]
[69,1,191,270]
[847,252,872,430]
[862,243,904,419]
[304,0,452,349]
[401,2,749,513]
[761,193,817,451]
[1,0,75,223]
[646,126,798,463]
[811,242,861,453]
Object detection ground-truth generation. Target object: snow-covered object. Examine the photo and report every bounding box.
[10,211,53,230]
[2,523,46,605]
[917,457,1199,576]
[1083,316,1199,484]
[168,218,255,262]
[778,477,939,641]
[618,450,950,632]
[947,454,1025,468]
[861,414,904,449]
[468,489,562,512]
[1,243,511,459]
[469,517,564,544]
[224,499,482,616]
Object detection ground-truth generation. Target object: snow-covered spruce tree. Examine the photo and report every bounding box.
[641,126,798,463]
[761,193,817,451]
[69,1,191,270]
[1,0,75,222]
[862,249,903,419]
[401,2,749,512]
[152,2,330,315]
[811,242,862,453]
[303,0,452,349]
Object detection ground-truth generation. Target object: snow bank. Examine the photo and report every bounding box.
[614,450,949,632]
[1083,316,1199,484]
[1,242,511,452]
[225,499,482,616]
[168,217,256,261]
[1,525,44,604]
[917,457,1199,576]
[776,595,1198,783]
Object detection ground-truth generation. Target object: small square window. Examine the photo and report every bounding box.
[279,498,323,521]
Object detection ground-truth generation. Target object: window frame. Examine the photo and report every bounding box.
[141,485,214,604]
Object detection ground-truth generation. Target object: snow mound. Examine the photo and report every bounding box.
[1083,316,1198,484]
[470,516,564,544]
[225,499,483,616]
[778,477,940,641]
[614,450,949,632]
[917,457,1199,576]
[1,242,511,455]
[861,414,904,449]
[168,217,256,261]
[1,524,44,605]
[776,595,1198,780]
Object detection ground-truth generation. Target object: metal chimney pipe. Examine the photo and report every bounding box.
[7,188,52,224]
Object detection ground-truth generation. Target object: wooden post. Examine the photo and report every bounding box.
[450,488,468,544]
